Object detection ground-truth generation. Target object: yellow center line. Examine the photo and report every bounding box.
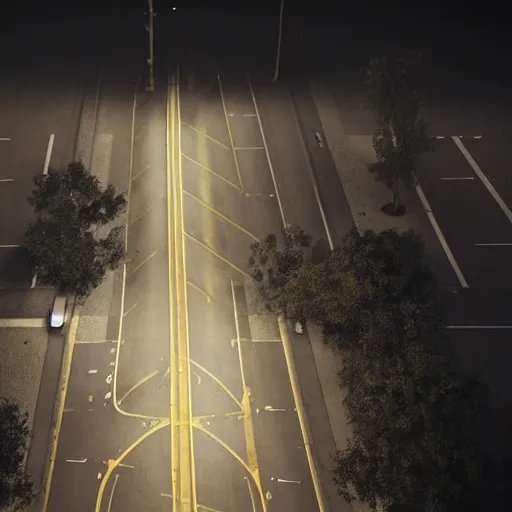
[170,67,197,512]
[167,70,178,512]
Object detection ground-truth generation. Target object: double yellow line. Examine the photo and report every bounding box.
[168,69,196,511]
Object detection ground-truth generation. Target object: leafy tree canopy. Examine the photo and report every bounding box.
[25,161,126,300]
[248,225,315,320]
[26,221,124,301]
[28,161,126,228]
[364,54,430,212]
[0,399,33,511]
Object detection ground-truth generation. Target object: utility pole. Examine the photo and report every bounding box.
[145,0,155,92]
[272,0,285,83]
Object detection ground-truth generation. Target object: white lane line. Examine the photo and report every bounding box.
[277,315,327,512]
[415,183,469,288]
[0,318,47,328]
[270,476,302,484]
[284,84,334,250]
[65,458,87,464]
[0,244,20,248]
[32,133,56,288]
[474,243,512,246]
[452,136,512,224]
[0,137,10,141]
[243,113,257,117]
[43,134,55,175]
[445,325,512,330]
[433,135,482,140]
[246,74,286,227]
[0,178,13,182]
[233,146,265,150]
[441,177,475,181]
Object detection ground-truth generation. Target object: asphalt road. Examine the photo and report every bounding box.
[11,3,512,510]
[43,13,176,511]
[179,62,320,510]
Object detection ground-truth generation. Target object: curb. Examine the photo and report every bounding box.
[278,314,327,512]
[36,314,79,512]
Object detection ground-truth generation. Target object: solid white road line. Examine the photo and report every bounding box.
[32,133,56,288]
[0,178,13,182]
[0,137,10,141]
[283,83,334,250]
[441,177,475,181]
[43,134,55,175]
[0,244,20,248]
[246,74,286,227]
[0,318,46,328]
[474,243,512,246]
[445,325,512,330]
[415,183,469,288]
[452,136,512,224]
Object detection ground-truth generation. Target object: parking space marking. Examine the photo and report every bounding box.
[474,243,512,247]
[415,183,469,288]
[233,146,264,151]
[452,136,512,224]
[441,177,475,181]
[445,325,512,330]
[43,134,55,175]
[183,189,259,242]
[182,153,242,192]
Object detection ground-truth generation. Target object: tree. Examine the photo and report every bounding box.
[334,355,486,511]
[25,161,126,302]
[328,229,486,511]
[364,54,430,216]
[28,161,126,228]
[248,225,315,321]
[0,398,33,510]
[323,228,440,349]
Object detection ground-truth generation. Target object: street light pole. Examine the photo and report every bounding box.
[272,0,285,83]
[146,0,155,92]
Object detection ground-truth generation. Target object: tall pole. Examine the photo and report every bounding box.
[146,0,155,92]
[272,0,285,83]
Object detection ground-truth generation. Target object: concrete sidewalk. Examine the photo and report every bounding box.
[288,79,445,512]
